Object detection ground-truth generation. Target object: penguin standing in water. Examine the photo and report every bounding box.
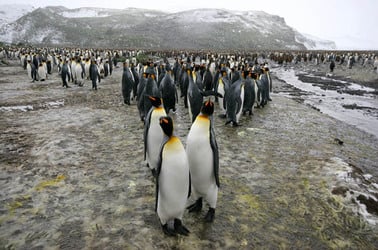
[144,96,167,177]
[186,99,219,222]
[156,116,190,236]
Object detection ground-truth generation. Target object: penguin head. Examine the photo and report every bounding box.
[159,116,173,137]
[165,64,172,72]
[201,99,214,116]
[148,95,163,108]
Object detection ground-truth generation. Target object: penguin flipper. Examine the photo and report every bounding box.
[210,125,220,187]
[143,108,153,160]
[155,137,168,212]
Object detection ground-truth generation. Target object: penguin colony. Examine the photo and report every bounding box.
[7,47,377,236]
[136,54,274,237]
[17,48,114,88]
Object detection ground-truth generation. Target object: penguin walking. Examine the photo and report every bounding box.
[186,99,219,222]
[156,116,190,236]
[144,96,167,177]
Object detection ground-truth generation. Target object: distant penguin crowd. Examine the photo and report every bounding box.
[8,47,118,88]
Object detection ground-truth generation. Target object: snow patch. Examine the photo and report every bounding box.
[61,8,110,18]
[0,4,34,25]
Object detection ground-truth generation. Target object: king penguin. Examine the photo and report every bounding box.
[156,116,190,236]
[186,99,219,222]
[225,78,245,126]
[215,68,230,118]
[144,96,167,177]
[242,70,256,116]
[187,67,203,123]
[159,64,178,114]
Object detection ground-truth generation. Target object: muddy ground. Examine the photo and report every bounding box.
[1,59,378,249]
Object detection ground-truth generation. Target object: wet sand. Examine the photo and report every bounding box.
[1,59,378,249]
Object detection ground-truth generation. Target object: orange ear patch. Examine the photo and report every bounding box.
[161,118,169,124]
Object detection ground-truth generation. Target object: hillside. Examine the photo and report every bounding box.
[0,6,336,50]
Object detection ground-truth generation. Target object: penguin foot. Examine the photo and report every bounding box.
[268,98,272,101]
[151,168,157,178]
[174,219,190,236]
[187,198,203,213]
[218,114,226,118]
[232,122,240,127]
[204,207,215,222]
[226,121,240,127]
[162,224,176,236]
